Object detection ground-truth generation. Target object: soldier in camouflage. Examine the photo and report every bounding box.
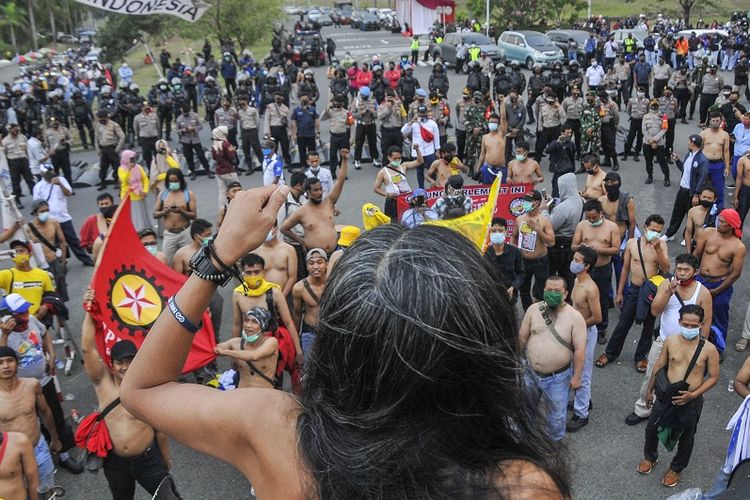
[581,90,602,158]
[463,91,485,177]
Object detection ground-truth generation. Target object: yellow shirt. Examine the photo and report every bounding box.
[118,165,150,201]
[0,268,55,314]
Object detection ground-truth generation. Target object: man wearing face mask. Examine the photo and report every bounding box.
[579,154,607,200]
[598,90,620,170]
[251,221,298,298]
[665,134,709,241]
[699,64,724,125]
[599,172,636,298]
[580,91,601,160]
[534,92,566,164]
[561,86,583,157]
[214,96,239,149]
[0,241,54,319]
[176,105,212,180]
[322,95,352,178]
[402,104,440,189]
[672,66,691,124]
[622,87,649,162]
[351,87,378,170]
[642,99,671,186]
[45,117,72,183]
[138,228,167,264]
[475,110,509,184]
[700,111,731,208]
[93,110,126,191]
[396,64,420,108]
[484,217,525,304]
[652,56,673,98]
[133,102,159,174]
[214,307,279,389]
[573,200,621,344]
[638,304,719,488]
[512,190,555,310]
[508,141,543,185]
[686,187,718,252]
[519,275,587,441]
[585,58,605,93]
[267,91,292,166]
[304,151,333,198]
[463,91,486,177]
[27,200,67,301]
[597,214,669,372]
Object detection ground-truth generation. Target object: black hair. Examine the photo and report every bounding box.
[298,225,570,499]
[97,193,114,203]
[515,140,530,152]
[307,150,320,159]
[644,214,665,227]
[581,153,599,167]
[241,253,265,269]
[488,113,500,121]
[387,145,402,156]
[165,168,187,191]
[304,177,322,191]
[700,186,718,198]
[675,253,700,269]
[442,143,456,153]
[138,228,157,239]
[576,245,598,269]
[583,199,603,213]
[290,171,307,188]
[491,217,508,228]
[679,304,705,322]
[190,219,212,239]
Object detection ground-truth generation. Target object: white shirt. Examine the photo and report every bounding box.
[305,167,333,198]
[401,118,441,156]
[586,65,605,86]
[32,177,72,223]
[27,137,47,175]
[604,41,618,58]
[680,150,697,189]
[660,283,703,340]
[262,153,285,187]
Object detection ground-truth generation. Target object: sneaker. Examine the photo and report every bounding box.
[354,160,361,170]
[680,239,685,246]
[59,456,83,474]
[625,412,649,425]
[566,415,589,433]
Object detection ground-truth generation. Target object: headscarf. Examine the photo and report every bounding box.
[720,208,743,239]
[150,139,178,192]
[120,150,144,197]
[212,126,228,154]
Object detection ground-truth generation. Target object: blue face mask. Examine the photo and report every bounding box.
[262,148,273,156]
[521,201,534,213]
[589,217,604,227]
[680,326,700,340]
[570,261,586,274]
[38,212,50,223]
[645,230,661,242]
[490,232,506,245]
[488,122,499,132]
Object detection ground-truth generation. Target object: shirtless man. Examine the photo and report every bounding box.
[281,149,349,255]
[580,153,607,200]
[519,276,586,441]
[599,172,636,241]
[573,199,621,344]
[0,347,61,495]
[217,180,242,228]
[80,303,173,498]
[28,199,68,300]
[512,189,555,310]
[693,208,746,353]
[232,254,302,364]
[685,186,718,253]
[0,430,38,500]
[598,214,670,369]
[252,222,298,296]
[153,167,197,265]
[700,110,731,208]
[507,140,544,185]
[475,108,508,184]
[373,145,423,219]
[567,246,602,432]
[214,308,279,389]
[425,144,468,188]
[139,228,167,264]
[292,248,328,355]
[172,219,213,275]
[639,304,719,488]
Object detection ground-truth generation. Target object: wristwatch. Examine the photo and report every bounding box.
[188,243,235,286]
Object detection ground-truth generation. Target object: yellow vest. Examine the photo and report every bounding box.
[411,39,420,51]
[468,47,481,61]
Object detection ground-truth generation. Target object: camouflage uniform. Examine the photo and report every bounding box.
[580,96,602,156]
[464,96,485,173]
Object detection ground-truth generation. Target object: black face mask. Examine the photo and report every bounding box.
[604,183,620,201]
[443,154,454,163]
[473,98,481,104]
[586,169,596,175]
[650,106,659,111]
[699,199,713,208]
[100,205,117,218]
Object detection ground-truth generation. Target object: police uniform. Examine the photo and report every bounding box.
[321,104,351,177]
[623,95,648,160]
[45,125,72,182]
[176,111,211,177]
[238,103,262,171]
[133,110,160,171]
[94,119,125,187]
[534,97,566,162]
[641,104,670,184]
[352,96,379,166]
[1,131,35,200]
[599,96,619,168]
[214,105,239,147]
[267,101,291,165]
[658,93,679,154]
[562,93,583,154]
[700,69,724,124]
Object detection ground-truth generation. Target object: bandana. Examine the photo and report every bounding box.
[720,208,743,239]
[234,279,279,297]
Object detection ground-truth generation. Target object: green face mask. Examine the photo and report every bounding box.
[543,290,564,307]
[242,332,262,343]
[168,182,180,191]
[390,159,402,167]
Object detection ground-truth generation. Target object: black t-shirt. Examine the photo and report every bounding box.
[484,244,525,290]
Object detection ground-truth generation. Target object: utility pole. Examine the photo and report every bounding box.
[28,0,39,51]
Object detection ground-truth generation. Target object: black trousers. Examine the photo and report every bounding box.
[520,255,549,311]
[227,127,238,148]
[624,118,643,156]
[675,88,690,118]
[456,129,467,161]
[187,89,198,112]
[547,237,574,292]
[241,128,263,169]
[643,144,670,179]
[329,131,350,178]
[7,157,35,197]
[297,136,317,166]
[601,122,617,159]
[224,77,236,99]
[50,150,72,184]
[566,119,582,155]
[354,123,378,161]
[590,263,612,333]
[737,184,750,225]
[689,88,701,118]
[75,118,95,147]
[699,93,717,124]
[41,379,75,453]
[380,127,402,164]
[603,284,656,361]
[666,187,692,237]
[666,118,676,154]
[535,125,560,161]
[157,108,172,138]
[181,142,211,173]
[653,79,668,98]
[644,396,703,473]
[103,442,172,500]
[139,137,158,174]
[98,146,119,184]
[270,125,291,165]
[61,219,94,266]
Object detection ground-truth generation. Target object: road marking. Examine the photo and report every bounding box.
[380,40,389,45]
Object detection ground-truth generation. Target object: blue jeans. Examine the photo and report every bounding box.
[482,163,506,184]
[534,365,572,440]
[696,277,733,352]
[418,153,436,189]
[34,436,55,490]
[573,326,597,419]
[708,160,726,208]
[301,331,316,355]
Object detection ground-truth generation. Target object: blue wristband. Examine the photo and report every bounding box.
[167,296,202,334]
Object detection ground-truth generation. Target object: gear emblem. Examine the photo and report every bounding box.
[107,265,165,336]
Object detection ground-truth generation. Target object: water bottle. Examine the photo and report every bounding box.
[64,393,76,401]
[55,359,65,370]
[728,379,735,392]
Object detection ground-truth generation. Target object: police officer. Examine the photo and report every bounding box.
[125,83,143,146]
[505,89,527,165]
[133,101,160,172]
[598,89,619,170]
[547,62,566,102]
[641,99,670,186]
[171,77,189,122]
[182,68,198,112]
[397,64,420,108]
[468,42,481,62]
[699,63,723,125]
[203,76,222,129]
[527,64,546,125]
[659,86,679,156]
[566,60,584,92]
[580,90,602,158]
[115,80,130,131]
[267,91,291,165]
[322,94,352,178]
[613,55,631,108]
[154,78,174,140]
[428,61,449,97]
[429,90,450,147]
[94,109,125,190]
[509,61,527,96]
[455,88,471,162]
[297,69,321,106]
[672,66,691,123]
[45,117,72,182]
[214,96,239,147]
[493,63,512,99]
[562,85,584,157]
[71,91,94,149]
[176,104,213,180]
[534,91,566,162]
[352,86,379,170]
[410,36,421,65]
[622,86,648,161]
[238,95,262,173]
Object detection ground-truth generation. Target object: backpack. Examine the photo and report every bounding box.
[160,189,191,205]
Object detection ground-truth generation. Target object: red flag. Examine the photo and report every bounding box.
[88,197,216,374]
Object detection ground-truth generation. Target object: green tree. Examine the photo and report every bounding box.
[96,14,173,63]
[185,0,282,50]
[0,2,27,54]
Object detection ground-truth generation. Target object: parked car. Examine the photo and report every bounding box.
[497,31,564,69]
[545,29,590,60]
[429,32,504,73]
[360,13,381,31]
[350,10,365,29]
[610,29,647,51]
[291,31,326,66]
[338,6,353,24]
[677,28,729,39]
[309,12,332,27]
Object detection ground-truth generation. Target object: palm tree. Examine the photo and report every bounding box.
[0,2,26,54]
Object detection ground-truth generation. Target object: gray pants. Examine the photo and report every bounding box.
[216,172,239,208]
[162,227,192,265]
[633,337,665,418]
[741,303,750,341]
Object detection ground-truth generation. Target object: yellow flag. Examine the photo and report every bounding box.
[425,176,501,250]
[362,203,391,230]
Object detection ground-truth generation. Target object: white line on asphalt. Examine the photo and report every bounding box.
[380,40,389,44]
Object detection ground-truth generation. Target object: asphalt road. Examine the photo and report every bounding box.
[23,22,750,499]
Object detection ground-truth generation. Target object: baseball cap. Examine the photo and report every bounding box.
[306,248,328,262]
[110,340,138,361]
[225,181,242,191]
[523,190,543,202]
[8,239,30,251]
[689,134,703,147]
[0,293,31,313]
[337,226,361,248]
[417,104,428,113]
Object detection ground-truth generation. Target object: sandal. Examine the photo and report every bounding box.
[637,458,657,475]
[595,354,610,368]
[736,338,749,353]
[636,360,648,373]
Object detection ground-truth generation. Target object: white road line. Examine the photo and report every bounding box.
[380,40,389,44]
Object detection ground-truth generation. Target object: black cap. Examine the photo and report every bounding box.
[523,189,543,202]
[689,134,703,147]
[0,346,18,361]
[9,239,30,251]
[110,340,138,361]
[417,104,428,113]
[96,109,109,118]
[225,181,242,191]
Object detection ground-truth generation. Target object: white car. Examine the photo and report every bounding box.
[85,48,101,62]
[284,6,301,15]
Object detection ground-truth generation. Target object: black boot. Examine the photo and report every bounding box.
[613,157,619,171]
[621,152,629,161]
[645,175,653,184]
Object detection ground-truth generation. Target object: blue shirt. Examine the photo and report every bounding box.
[633,62,652,84]
[291,106,319,137]
[733,123,750,156]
